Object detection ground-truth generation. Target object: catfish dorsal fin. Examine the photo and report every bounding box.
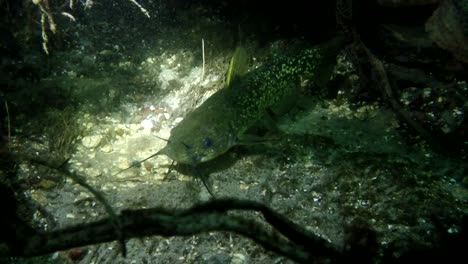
[225,46,248,88]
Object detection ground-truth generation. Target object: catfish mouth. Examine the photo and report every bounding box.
[158,140,202,165]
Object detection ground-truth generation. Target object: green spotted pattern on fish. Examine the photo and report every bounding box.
[159,37,345,165]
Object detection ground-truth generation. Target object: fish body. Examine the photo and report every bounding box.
[160,37,344,165]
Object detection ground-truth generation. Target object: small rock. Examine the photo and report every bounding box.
[141,119,154,130]
[117,160,131,170]
[231,253,247,264]
[66,213,75,219]
[101,144,113,153]
[144,161,154,172]
[82,135,102,149]
[174,117,184,124]
[84,168,101,177]
[38,179,57,190]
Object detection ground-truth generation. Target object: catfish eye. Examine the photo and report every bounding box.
[202,138,213,148]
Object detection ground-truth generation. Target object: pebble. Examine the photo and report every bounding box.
[82,135,102,148]
[101,144,113,153]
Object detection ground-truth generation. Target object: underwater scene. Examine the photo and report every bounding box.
[1,0,467,263]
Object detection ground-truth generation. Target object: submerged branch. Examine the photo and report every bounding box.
[0,198,341,263]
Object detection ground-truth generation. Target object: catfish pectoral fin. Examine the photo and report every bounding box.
[237,133,279,145]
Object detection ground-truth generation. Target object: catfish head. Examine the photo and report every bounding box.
[159,96,238,165]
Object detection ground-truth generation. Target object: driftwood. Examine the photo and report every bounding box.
[0,196,341,263]
[0,149,347,263]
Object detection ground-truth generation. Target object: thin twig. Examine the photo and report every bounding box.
[4,101,11,150]
[202,38,205,81]
[128,0,150,18]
